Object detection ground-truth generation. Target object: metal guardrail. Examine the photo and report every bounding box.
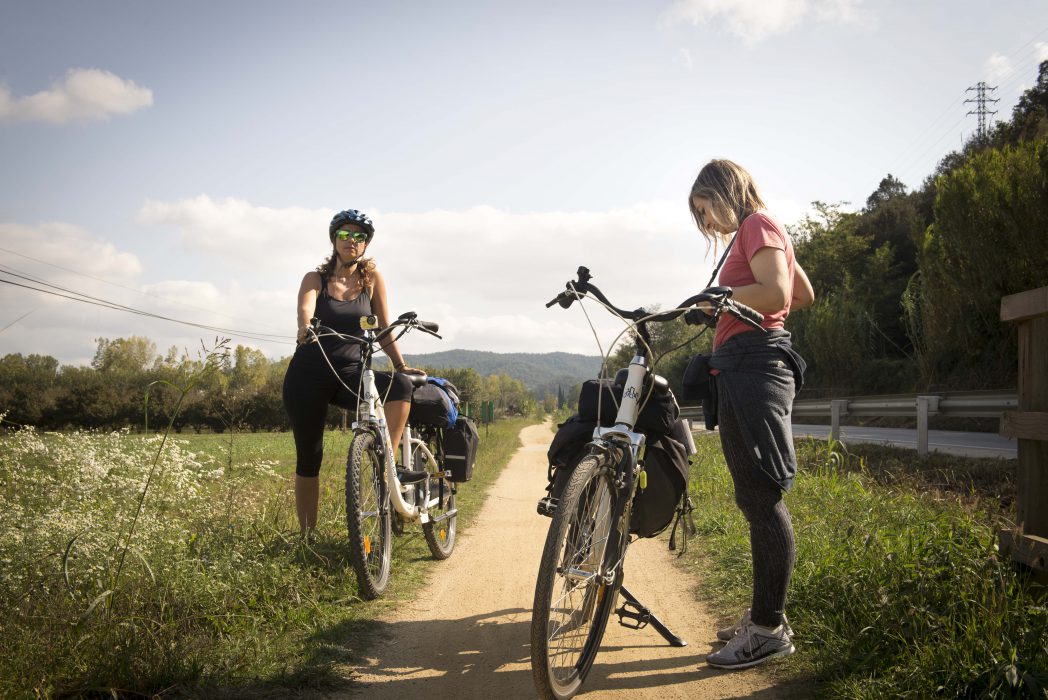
[681,390,1018,457]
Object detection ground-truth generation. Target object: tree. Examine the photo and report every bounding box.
[91,336,157,374]
[911,139,1048,387]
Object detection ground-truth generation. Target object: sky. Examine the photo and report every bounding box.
[2,0,1047,367]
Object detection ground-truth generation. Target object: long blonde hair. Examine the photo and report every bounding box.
[688,159,766,246]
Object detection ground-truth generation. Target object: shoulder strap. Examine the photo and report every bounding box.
[704,233,739,288]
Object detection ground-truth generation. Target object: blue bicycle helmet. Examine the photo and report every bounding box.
[329,209,375,242]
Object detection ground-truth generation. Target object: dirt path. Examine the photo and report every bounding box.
[346,422,799,698]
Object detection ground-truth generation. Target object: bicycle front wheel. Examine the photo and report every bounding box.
[531,453,622,700]
[346,430,392,599]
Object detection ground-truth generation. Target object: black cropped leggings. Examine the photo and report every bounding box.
[717,396,797,630]
[283,349,412,478]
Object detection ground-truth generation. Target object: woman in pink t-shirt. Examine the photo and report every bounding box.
[688,159,814,670]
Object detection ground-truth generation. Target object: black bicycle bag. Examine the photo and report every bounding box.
[545,415,692,540]
[631,426,691,538]
[410,377,460,429]
[443,415,479,482]
[576,376,679,437]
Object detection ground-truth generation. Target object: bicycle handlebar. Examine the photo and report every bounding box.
[548,267,766,332]
[309,312,442,347]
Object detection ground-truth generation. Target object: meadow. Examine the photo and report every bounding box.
[0,417,533,699]
[681,432,1047,699]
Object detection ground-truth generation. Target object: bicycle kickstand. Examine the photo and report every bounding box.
[615,585,687,647]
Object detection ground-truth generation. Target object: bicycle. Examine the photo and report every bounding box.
[306,311,461,599]
[530,266,766,700]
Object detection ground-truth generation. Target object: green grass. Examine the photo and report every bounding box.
[679,433,1047,699]
[0,418,533,699]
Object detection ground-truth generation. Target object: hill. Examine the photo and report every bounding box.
[400,349,601,398]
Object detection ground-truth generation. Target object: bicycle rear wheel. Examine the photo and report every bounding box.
[422,474,457,559]
[531,453,622,700]
[415,432,457,559]
[346,430,392,599]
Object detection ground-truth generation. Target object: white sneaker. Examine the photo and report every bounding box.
[717,608,794,641]
[707,621,795,670]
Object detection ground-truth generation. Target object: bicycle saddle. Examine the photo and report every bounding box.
[405,373,429,388]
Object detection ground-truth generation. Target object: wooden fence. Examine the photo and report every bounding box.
[998,286,1048,581]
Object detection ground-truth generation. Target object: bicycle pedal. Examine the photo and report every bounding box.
[615,600,651,630]
[396,468,428,484]
[536,497,558,518]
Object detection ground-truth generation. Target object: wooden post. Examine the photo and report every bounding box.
[998,286,1048,581]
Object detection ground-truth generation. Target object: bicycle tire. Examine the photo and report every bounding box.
[422,473,457,559]
[346,430,392,599]
[531,452,623,700]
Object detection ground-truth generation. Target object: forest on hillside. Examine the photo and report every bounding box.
[610,60,1048,399]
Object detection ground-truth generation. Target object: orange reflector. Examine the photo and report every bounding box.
[364,535,372,556]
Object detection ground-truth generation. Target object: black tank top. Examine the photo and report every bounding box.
[313,272,373,364]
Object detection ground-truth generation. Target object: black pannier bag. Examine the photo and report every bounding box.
[544,415,693,542]
[545,415,598,502]
[576,376,679,437]
[630,427,691,538]
[443,415,479,482]
[410,377,460,428]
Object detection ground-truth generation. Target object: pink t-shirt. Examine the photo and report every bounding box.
[713,210,795,349]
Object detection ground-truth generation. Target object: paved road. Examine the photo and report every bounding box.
[790,423,1017,459]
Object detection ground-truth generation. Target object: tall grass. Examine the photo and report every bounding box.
[682,433,1047,699]
[0,411,533,698]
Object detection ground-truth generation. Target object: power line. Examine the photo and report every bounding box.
[0,267,294,346]
[0,244,284,333]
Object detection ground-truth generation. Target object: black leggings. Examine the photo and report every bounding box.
[283,348,412,477]
[718,397,796,629]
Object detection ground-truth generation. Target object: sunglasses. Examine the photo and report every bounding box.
[334,230,369,243]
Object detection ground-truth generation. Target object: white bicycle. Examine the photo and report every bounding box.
[531,266,766,699]
[307,312,459,599]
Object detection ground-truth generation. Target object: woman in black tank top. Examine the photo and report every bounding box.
[282,209,422,535]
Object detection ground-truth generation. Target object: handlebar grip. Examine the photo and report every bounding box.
[420,320,439,333]
[728,299,765,326]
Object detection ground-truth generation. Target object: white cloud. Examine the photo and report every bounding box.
[0,68,153,125]
[0,222,143,280]
[985,53,1013,83]
[1036,42,1048,63]
[661,0,874,44]
[0,221,290,365]
[129,198,723,358]
[679,47,695,71]
[12,195,811,364]
[137,195,325,275]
